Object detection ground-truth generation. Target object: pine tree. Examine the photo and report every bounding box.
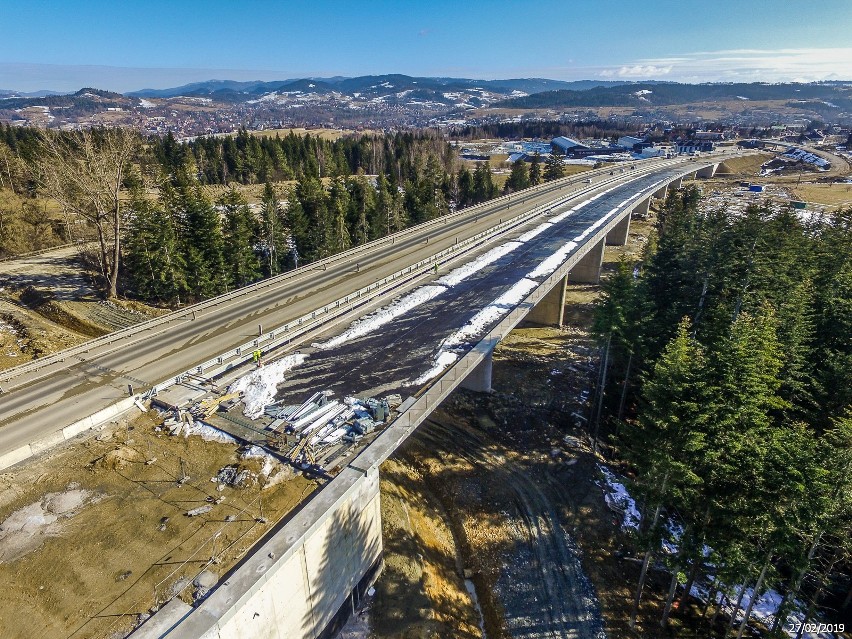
[529,152,542,186]
[220,189,261,288]
[327,177,351,254]
[260,182,289,276]
[456,166,474,208]
[166,178,226,299]
[544,152,566,181]
[622,318,710,627]
[346,175,377,245]
[123,189,187,303]
[375,174,406,237]
[504,159,530,193]
[294,175,329,261]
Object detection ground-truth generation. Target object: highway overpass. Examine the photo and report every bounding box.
[0,155,723,472]
[0,154,736,639]
[105,154,736,639]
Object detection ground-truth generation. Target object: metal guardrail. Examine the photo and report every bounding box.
[128,154,735,639]
[148,155,719,398]
[0,159,624,382]
[0,158,683,393]
[0,156,680,386]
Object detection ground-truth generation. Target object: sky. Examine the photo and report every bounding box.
[1,0,851,93]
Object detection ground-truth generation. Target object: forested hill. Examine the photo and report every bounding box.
[126,76,635,100]
[496,81,852,110]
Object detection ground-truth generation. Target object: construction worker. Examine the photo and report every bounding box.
[433,263,439,275]
[252,349,262,367]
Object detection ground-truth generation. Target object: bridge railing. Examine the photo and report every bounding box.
[0,156,678,387]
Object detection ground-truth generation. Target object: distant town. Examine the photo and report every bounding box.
[2,77,851,142]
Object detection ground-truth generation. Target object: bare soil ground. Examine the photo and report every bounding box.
[0,409,319,639]
[0,244,166,371]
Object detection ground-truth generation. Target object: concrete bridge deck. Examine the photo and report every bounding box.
[0,156,720,472]
[128,156,733,638]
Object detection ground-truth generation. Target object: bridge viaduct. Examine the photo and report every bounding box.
[129,158,724,639]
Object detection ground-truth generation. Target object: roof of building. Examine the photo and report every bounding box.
[618,135,644,145]
[551,136,588,151]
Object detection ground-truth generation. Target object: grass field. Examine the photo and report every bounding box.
[716,153,773,176]
[791,182,852,207]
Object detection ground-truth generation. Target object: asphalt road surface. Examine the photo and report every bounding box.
[0,157,704,459]
[258,165,689,407]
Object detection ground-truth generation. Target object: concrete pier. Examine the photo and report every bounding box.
[653,184,668,199]
[568,238,605,284]
[605,213,631,246]
[461,350,494,393]
[526,275,567,327]
[633,196,651,216]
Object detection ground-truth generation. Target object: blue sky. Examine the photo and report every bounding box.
[1,0,851,92]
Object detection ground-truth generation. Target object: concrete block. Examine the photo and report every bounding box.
[696,163,717,179]
[0,444,33,471]
[30,430,67,454]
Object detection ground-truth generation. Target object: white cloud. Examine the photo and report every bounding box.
[598,47,852,82]
[600,64,672,78]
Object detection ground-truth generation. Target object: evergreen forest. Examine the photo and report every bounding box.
[592,187,852,635]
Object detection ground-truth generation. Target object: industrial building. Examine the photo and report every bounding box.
[551,136,589,155]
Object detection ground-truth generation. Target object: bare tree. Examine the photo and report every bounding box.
[34,127,139,298]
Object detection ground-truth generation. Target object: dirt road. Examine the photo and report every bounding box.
[414,417,606,639]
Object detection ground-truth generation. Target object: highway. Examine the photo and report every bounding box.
[0,155,721,463]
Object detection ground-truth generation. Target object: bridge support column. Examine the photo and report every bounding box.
[634,196,651,216]
[696,163,718,179]
[654,185,668,199]
[671,176,683,189]
[461,350,493,393]
[605,213,631,246]
[568,238,605,284]
[526,275,567,327]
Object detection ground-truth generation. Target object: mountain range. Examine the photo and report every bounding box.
[2,76,850,133]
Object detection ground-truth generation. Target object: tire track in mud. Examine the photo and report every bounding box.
[413,419,606,639]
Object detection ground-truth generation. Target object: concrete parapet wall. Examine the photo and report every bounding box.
[136,466,382,639]
[0,396,138,472]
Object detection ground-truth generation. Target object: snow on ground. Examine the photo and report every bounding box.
[413,279,538,383]
[549,200,590,224]
[442,278,538,350]
[228,353,308,419]
[597,464,641,529]
[436,241,522,287]
[713,586,839,639]
[413,351,460,385]
[138,99,156,108]
[597,465,839,638]
[517,222,553,242]
[182,421,238,444]
[318,285,447,349]
[315,240,528,350]
[240,445,279,477]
